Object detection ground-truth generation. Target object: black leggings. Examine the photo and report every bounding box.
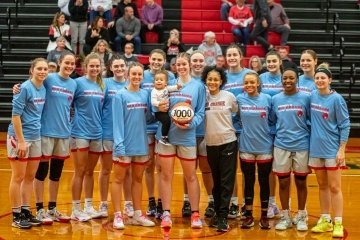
[241,161,272,209]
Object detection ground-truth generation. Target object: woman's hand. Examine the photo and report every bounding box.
[336,148,346,166]
[17,141,28,159]
[158,100,169,112]
[173,121,189,129]
[13,83,20,95]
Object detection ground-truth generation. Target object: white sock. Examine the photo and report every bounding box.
[298,209,307,216]
[334,217,342,224]
[124,201,132,206]
[184,194,189,202]
[320,214,331,223]
[72,200,81,210]
[208,195,214,202]
[231,197,238,206]
[242,198,245,207]
[100,201,108,207]
[134,210,142,217]
[84,198,93,208]
[269,196,276,205]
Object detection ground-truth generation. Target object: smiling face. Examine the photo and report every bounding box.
[206,70,222,95]
[128,65,143,88]
[59,54,76,78]
[154,73,167,90]
[226,47,242,69]
[266,55,281,74]
[31,60,49,83]
[300,53,317,75]
[110,59,127,79]
[86,58,101,80]
[190,53,205,76]
[282,70,297,94]
[176,57,190,78]
[149,52,165,72]
[244,73,260,96]
[314,72,332,91]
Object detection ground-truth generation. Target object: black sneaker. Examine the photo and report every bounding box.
[12,213,32,229]
[159,136,171,145]
[209,214,219,228]
[204,201,215,218]
[146,200,157,216]
[217,217,230,232]
[155,202,163,219]
[228,203,240,219]
[182,201,191,217]
[241,216,255,229]
[240,205,246,220]
[22,209,42,226]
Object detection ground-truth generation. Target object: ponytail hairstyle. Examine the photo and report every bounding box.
[176,52,191,64]
[226,43,243,57]
[315,62,332,78]
[244,72,262,92]
[84,52,104,91]
[29,58,48,78]
[128,61,144,74]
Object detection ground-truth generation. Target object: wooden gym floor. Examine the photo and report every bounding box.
[0,133,359,240]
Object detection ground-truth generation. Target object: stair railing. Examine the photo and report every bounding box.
[332,13,339,55]
[325,0,332,32]
[348,63,357,107]
[6,7,11,50]
[14,0,19,26]
[0,31,3,77]
[339,36,345,82]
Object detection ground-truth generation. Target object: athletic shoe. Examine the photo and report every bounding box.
[191,212,203,229]
[47,208,71,223]
[275,213,292,230]
[259,216,271,229]
[160,211,172,228]
[296,214,308,231]
[12,213,32,229]
[209,214,219,228]
[311,217,333,233]
[228,203,240,219]
[332,221,344,238]
[292,211,308,225]
[22,209,42,226]
[182,200,191,217]
[159,137,171,146]
[84,206,102,219]
[240,205,246,220]
[71,209,91,222]
[133,213,155,227]
[113,212,125,230]
[36,208,53,225]
[155,203,163,219]
[216,217,230,232]
[241,216,254,229]
[267,204,280,219]
[146,200,157,216]
[124,202,134,217]
[98,203,109,218]
[204,201,215,218]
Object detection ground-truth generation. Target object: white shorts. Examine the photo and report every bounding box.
[272,147,310,176]
[102,140,113,154]
[196,137,207,158]
[148,134,155,147]
[41,137,70,160]
[157,143,197,161]
[240,152,273,163]
[113,155,149,166]
[308,157,347,170]
[70,138,102,154]
[7,135,41,161]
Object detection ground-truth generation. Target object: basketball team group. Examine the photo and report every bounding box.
[6,44,349,238]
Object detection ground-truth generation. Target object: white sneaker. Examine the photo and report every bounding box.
[133,213,155,227]
[84,206,102,219]
[99,203,108,218]
[296,214,308,231]
[124,202,134,217]
[275,212,292,230]
[46,208,71,223]
[36,208,53,225]
[292,211,308,224]
[71,209,91,222]
[113,212,125,230]
[267,204,280,219]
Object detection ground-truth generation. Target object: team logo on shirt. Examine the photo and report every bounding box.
[278,104,303,117]
[223,83,244,91]
[297,110,303,117]
[298,87,312,94]
[127,102,147,113]
[241,105,267,118]
[34,98,46,106]
[51,86,74,103]
[170,92,192,104]
[141,83,153,90]
[108,90,118,96]
[206,101,225,111]
[311,103,329,120]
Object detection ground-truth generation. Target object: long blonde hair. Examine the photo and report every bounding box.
[83,53,105,91]
[92,39,112,54]
[51,12,65,28]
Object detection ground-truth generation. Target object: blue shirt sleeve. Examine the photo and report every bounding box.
[12,86,28,116]
[112,93,125,156]
[189,83,206,129]
[335,95,350,142]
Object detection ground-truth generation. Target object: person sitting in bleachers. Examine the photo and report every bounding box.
[114,6,141,54]
[46,12,72,52]
[198,31,223,67]
[267,0,290,46]
[89,0,113,25]
[249,55,267,74]
[123,42,138,65]
[163,29,186,64]
[215,55,226,69]
[83,16,111,55]
[92,39,113,77]
[47,36,71,63]
[228,0,253,46]
[220,0,235,21]
[140,0,164,43]
[277,46,297,70]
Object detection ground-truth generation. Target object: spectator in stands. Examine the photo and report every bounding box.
[215,55,226,69]
[84,16,111,55]
[140,0,164,43]
[48,62,58,73]
[47,36,70,63]
[220,0,235,21]
[123,42,138,65]
[92,39,113,77]
[89,0,113,25]
[46,12,72,52]
[163,29,186,63]
[169,57,178,78]
[115,6,141,54]
[58,0,71,21]
[228,0,253,46]
[249,55,267,74]
[277,46,297,70]
[198,31,222,67]
[113,0,140,22]
[267,0,290,46]
[250,0,272,52]
[69,0,89,55]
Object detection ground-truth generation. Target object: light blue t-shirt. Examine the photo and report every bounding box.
[8,80,46,140]
[298,75,316,95]
[259,72,283,96]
